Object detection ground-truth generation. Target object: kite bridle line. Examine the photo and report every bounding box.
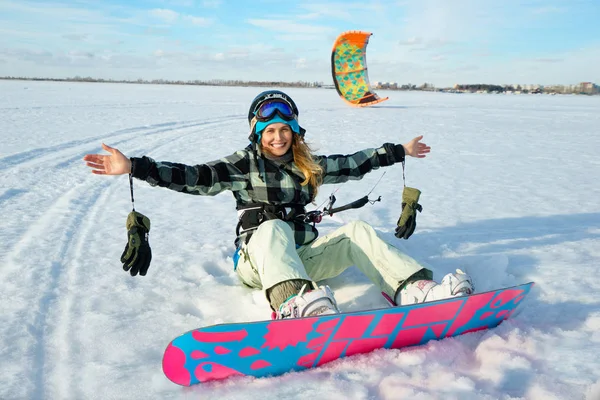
[302,172,385,224]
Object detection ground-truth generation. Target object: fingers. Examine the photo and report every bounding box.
[138,251,151,276]
[83,152,110,173]
[102,143,115,154]
[121,243,136,266]
[415,145,431,158]
[83,144,115,161]
[414,141,431,158]
[129,264,140,276]
[128,250,151,276]
[85,160,105,169]
[83,154,105,163]
[415,139,430,150]
[132,253,146,276]
[84,157,108,174]
[395,226,406,239]
[85,164,106,174]
[403,136,431,158]
[404,217,416,239]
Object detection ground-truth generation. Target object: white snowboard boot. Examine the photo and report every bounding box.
[275,283,340,319]
[395,269,474,306]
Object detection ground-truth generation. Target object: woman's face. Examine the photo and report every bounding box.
[260,123,293,157]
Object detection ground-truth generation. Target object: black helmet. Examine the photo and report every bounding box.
[247,90,305,142]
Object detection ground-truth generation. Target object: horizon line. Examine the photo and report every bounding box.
[1,76,597,90]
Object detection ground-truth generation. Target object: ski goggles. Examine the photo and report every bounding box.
[254,100,297,122]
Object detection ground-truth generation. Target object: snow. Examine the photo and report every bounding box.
[1,80,600,400]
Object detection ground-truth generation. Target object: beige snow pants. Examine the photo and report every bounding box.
[234,219,431,302]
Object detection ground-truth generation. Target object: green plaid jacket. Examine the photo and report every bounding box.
[131,143,405,246]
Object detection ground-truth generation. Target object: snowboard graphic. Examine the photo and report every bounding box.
[163,282,534,386]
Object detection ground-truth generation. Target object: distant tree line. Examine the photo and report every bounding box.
[0,75,324,88]
[454,84,510,93]
[2,75,598,95]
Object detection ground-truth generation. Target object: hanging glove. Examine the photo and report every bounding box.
[120,211,152,276]
[395,187,423,240]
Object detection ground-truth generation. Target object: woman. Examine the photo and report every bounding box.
[83,90,473,319]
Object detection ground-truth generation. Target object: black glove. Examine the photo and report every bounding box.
[395,187,422,240]
[120,211,152,276]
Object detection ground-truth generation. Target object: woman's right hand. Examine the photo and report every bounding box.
[83,143,132,175]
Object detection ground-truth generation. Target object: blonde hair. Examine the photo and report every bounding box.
[291,135,323,198]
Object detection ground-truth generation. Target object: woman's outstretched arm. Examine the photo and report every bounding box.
[319,136,430,185]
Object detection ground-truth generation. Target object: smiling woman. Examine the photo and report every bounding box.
[83,88,473,321]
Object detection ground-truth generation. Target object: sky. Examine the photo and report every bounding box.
[1,81,600,399]
[1,1,600,87]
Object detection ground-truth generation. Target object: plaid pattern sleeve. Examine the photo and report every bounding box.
[130,150,250,196]
[319,143,405,185]
[128,143,404,247]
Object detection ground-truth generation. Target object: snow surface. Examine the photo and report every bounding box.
[1,80,600,400]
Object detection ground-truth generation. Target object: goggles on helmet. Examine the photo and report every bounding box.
[254,100,296,122]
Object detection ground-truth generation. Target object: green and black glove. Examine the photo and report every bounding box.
[395,187,423,240]
[120,211,152,276]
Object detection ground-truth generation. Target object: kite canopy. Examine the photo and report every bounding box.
[331,31,389,107]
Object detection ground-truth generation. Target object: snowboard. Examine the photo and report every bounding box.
[163,282,534,386]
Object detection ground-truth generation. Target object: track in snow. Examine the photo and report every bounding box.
[0,115,242,399]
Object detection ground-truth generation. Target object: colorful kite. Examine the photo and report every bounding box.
[331,31,389,107]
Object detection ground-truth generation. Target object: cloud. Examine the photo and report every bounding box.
[147,8,213,27]
[400,37,456,53]
[160,0,195,6]
[148,8,179,24]
[0,0,597,86]
[296,4,353,21]
[246,19,335,35]
[185,16,212,27]
[398,37,422,46]
[295,58,307,69]
[62,33,89,41]
[212,52,225,61]
[202,0,222,8]
[452,64,479,72]
[68,50,94,59]
[143,27,171,36]
[297,2,383,21]
[531,57,564,63]
[296,13,321,20]
[0,48,53,63]
[275,34,329,42]
[397,0,518,46]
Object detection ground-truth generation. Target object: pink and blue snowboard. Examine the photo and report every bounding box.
[163,282,534,386]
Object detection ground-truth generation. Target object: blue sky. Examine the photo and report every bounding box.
[0,0,599,86]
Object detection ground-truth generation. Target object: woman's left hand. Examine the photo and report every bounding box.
[403,135,431,158]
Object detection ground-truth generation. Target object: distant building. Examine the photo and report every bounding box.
[580,82,600,94]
